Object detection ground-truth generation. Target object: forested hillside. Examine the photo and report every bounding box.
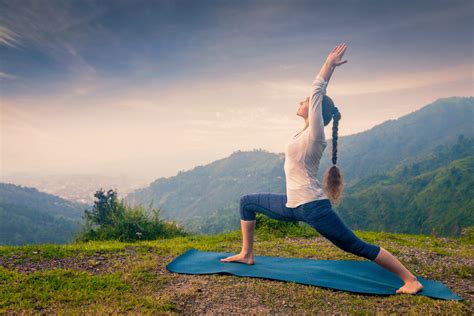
[125,149,286,224]
[0,183,90,245]
[320,96,474,185]
[125,97,474,236]
[337,135,474,237]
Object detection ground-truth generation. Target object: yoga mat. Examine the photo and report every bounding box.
[165,248,463,301]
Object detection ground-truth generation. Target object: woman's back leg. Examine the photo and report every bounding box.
[302,205,381,261]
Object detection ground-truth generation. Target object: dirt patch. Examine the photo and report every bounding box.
[1,256,110,275]
[157,272,272,314]
[0,251,130,275]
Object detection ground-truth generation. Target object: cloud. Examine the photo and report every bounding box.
[0,71,18,80]
[0,25,21,48]
[254,63,474,97]
[331,63,473,96]
[0,0,114,82]
[1,0,472,178]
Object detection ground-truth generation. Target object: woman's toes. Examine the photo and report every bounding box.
[219,253,254,264]
[220,255,237,262]
[396,280,423,294]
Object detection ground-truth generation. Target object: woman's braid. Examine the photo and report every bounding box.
[322,104,344,206]
[331,106,341,165]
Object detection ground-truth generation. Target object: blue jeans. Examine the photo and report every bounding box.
[239,192,381,261]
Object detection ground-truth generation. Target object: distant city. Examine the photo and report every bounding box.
[0,173,151,204]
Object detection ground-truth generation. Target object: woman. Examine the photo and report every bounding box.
[220,43,423,295]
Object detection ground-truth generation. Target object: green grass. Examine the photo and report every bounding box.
[1,228,472,314]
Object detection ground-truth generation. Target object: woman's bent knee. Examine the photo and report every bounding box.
[239,194,256,221]
[240,194,248,206]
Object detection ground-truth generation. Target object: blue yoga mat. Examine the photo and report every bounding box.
[165,248,463,301]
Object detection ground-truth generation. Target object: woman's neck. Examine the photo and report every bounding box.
[301,122,309,132]
[294,125,309,138]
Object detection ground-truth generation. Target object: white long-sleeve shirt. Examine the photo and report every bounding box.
[284,74,329,208]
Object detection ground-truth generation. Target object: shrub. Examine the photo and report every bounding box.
[74,189,189,242]
[256,213,304,238]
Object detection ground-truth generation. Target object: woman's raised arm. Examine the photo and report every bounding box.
[307,43,348,142]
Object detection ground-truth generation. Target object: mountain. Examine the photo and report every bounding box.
[125,96,473,236]
[318,96,474,185]
[336,135,474,237]
[186,135,474,237]
[0,183,91,245]
[126,149,286,224]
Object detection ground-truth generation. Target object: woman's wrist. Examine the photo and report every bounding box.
[325,59,336,69]
[318,61,333,81]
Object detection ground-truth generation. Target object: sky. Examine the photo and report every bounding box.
[1,0,473,182]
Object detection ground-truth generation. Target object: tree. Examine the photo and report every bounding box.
[75,188,189,242]
[83,189,125,227]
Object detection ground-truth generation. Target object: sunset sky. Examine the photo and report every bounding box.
[1,0,473,182]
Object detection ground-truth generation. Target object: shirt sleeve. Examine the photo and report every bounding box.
[308,74,328,141]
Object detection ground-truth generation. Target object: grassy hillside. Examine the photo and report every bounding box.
[0,183,90,245]
[1,228,472,314]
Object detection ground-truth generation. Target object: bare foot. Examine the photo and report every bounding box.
[220,252,255,265]
[396,278,423,294]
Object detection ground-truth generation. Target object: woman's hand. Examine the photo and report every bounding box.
[317,43,348,84]
[326,43,348,67]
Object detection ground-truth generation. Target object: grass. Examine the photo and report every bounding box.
[0,228,472,314]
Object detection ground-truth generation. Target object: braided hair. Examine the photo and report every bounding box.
[321,95,344,205]
[331,106,341,164]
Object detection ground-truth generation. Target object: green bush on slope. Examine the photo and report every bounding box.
[74,189,189,242]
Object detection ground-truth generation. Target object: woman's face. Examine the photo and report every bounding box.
[296,96,310,118]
